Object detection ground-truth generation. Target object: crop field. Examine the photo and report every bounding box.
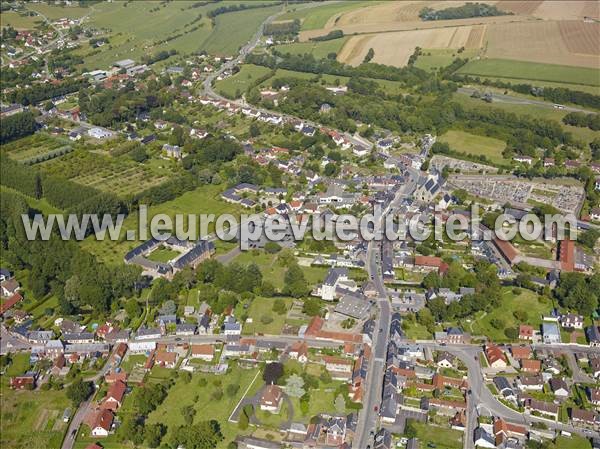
[339,26,477,67]
[1,133,73,165]
[456,58,600,87]
[300,10,532,41]
[279,1,377,30]
[438,130,507,165]
[485,21,599,68]
[215,64,273,98]
[39,150,171,197]
[275,36,348,59]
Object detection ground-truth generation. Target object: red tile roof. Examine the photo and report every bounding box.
[1,292,23,315]
[493,238,519,264]
[558,239,575,272]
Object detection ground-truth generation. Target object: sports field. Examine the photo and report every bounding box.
[456,58,600,87]
[438,130,507,165]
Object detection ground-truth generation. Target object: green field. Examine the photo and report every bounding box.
[146,363,260,447]
[202,5,283,56]
[0,186,62,216]
[456,58,600,87]
[243,296,293,335]
[28,3,91,20]
[1,386,71,449]
[470,288,553,342]
[408,421,463,449]
[215,64,273,98]
[1,11,43,29]
[415,48,478,72]
[471,76,600,96]
[274,37,348,59]
[452,94,600,145]
[438,130,507,165]
[279,1,377,30]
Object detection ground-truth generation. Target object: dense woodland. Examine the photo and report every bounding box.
[0,111,37,144]
[419,2,511,20]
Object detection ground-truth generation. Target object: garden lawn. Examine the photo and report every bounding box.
[1,388,71,449]
[146,247,180,263]
[438,130,507,165]
[243,296,292,335]
[410,421,463,449]
[145,363,260,448]
[470,288,553,342]
[215,64,273,98]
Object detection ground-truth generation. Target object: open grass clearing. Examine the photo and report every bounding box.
[414,48,478,72]
[470,288,553,342]
[146,247,180,264]
[438,130,507,165]
[242,296,292,336]
[1,11,43,29]
[274,36,348,59]
[1,387,71,449]
[215,64,273,98]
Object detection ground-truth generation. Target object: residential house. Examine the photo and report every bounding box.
[542,322,561,344]
[511,346,532,360]
[10,372,37,390]
[570,408,599,429]
[549,378,570,399]
[524,398,559,420]
[323,356,354,380]
[190,344,214,361]
[223,316,242,335]
[102,380,126,411]
[587,326,600,347]
[1,278,20,297]
[155,350,177,368]
[373,428,392,449]
[436,352,456,368]
[485,344,508,369]
[559,313,584,330]
[259,385,283,413]
[588,387,600,407]
[473,427,496,448]
[521,359,541,374]
[91,409,114,437]
[288,341,308,364]
[519,324,534,341]
[518,374,544,391]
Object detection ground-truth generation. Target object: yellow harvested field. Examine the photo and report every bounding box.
[338,26,474,67]
[300,14,533,41]
[465,25,486,49]
[558,21,600,55]
[485,20,600,68]
[495,1,543,15]
[330,1,470,27]
[532,1,599,20]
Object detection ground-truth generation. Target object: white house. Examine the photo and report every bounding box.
[559,313,584,330]
[87,127,113,139]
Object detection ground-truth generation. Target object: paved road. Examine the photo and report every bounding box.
[421,343,599,440]
[61,346,117,449]
[457,87,596,114]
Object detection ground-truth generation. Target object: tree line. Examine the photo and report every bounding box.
[0,111,37,144]
[5,78,88,106]
[419,2,511,20]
